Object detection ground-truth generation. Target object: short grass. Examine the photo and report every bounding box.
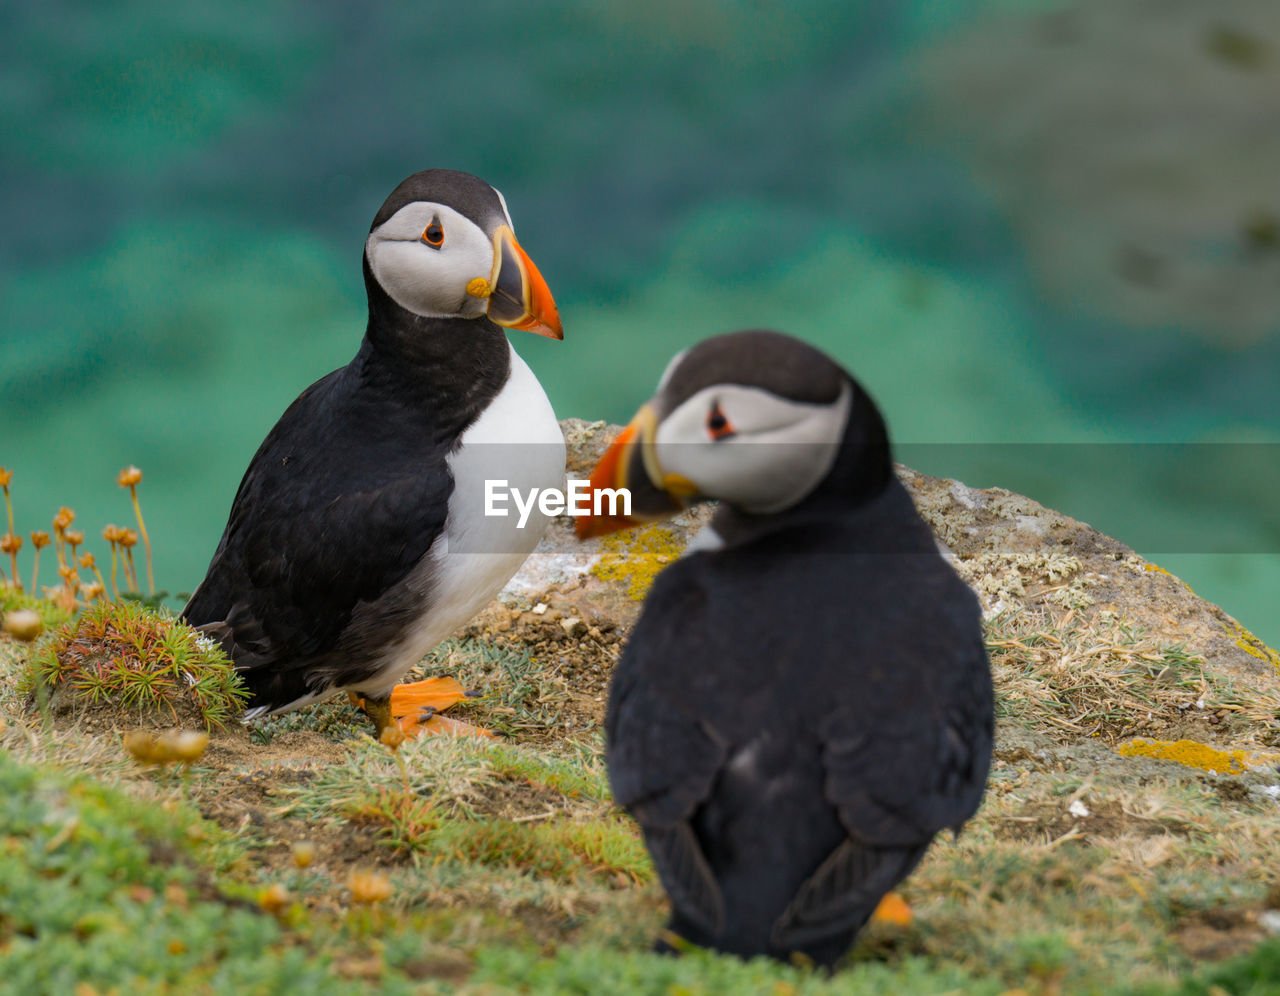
[3,596,1280,994]
[986,607,1279,746]
[410,638,572,738]
[250,696,370,745]
[249,637,574,745]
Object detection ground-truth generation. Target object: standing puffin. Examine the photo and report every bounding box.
[183,169,565,735]
[576,330,993,966]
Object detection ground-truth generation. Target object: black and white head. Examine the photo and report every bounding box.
[577,330,891,537]
[364,169,562,339]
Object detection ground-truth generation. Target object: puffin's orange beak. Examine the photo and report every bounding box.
[576,404,692,539]
[575,420,642,539]
[486,226,563,340]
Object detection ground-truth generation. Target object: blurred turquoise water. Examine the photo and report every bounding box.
[2,1,1276,645]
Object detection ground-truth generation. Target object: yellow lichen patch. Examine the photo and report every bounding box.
[1114,738,1276,775]
[1225,619,1280,673]
[589,526,684,600]
[1138,560,1194,592]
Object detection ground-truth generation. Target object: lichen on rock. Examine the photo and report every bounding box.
[1117,737,1280,776]
[500,420,1280,774]
[589,526,685,601]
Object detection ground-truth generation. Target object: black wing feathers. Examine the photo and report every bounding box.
[820,634,993,845]
[772,839,929,948]
[642,823,726,936]
[183,366,453,676]
[606,574,730,927]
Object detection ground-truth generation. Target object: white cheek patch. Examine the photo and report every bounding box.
[366,202,493,318]
[655,382,852,514]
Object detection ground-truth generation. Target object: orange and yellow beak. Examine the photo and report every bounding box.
[484,225,563,340]
[576,419,644,539]
[575,404,692,539]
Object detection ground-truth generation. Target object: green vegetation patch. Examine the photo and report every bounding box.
[23,599,247,729]
[275,735,648,881]
[3,590,1279,994]
[0,751,280,993]
[467,943,1002,996]
[251,695,371,745]
[1,586,72,631]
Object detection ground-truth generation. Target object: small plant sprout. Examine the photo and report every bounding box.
[52,558,80,614]
[122,730,165,764]
[102,525,122,597]
[871,892,913,927]
[347,868,392,905]
[0,466,16,589]
[122,729,210,766]
[0,531,21,592]
[78,550,107,593]
[258,883,291,915]
[117,466,154,595]
[65,528,84,567]
[379,724,407,752]
[3,608,44,642]
[379,722,416,804]
[49,507,77,606]
[291,840,317,869]
[119,528,140,593]
[169,730,210,763]
[52,505,74,569]
[29,530,49,591]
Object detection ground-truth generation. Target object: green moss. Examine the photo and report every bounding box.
[23,599,247,728]
[0,753,288,992]
[277,737,634,879]
[1183,938,1280,996]
[468,944,1001,995]
[429,813,653,883]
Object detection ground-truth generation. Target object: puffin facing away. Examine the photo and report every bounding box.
[576,330,993,966]
[183,169,566,736]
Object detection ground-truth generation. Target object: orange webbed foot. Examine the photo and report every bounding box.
[870,892,913,927]
[388,676,469,717]
[396,711,496,739]
[387,677,494,739]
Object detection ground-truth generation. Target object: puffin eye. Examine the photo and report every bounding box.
[706,402,735,441]
[421,217,445,248]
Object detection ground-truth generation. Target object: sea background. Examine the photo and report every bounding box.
[3,0,1277,645]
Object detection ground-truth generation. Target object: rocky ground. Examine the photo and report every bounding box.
[1,419,1278,994]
